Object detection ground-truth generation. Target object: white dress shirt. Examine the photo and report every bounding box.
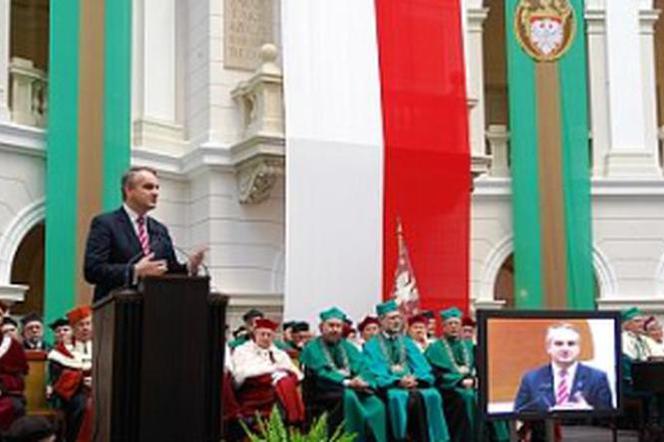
[123,203,148,243]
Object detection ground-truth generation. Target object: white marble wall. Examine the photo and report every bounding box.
[0,126,45,297]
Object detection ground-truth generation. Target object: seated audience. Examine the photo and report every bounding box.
[364,299,449,442]
[47,306,93,442]
[49,318,72,347]
[644,316,664,357]
[357,316,380,347]
[300,307,386,441]
[229,309,264,350]
[231,318,304,426]
[20,313,50,351]
[0,302,28,432]
[2,317,20,341]
[408,314,431,353]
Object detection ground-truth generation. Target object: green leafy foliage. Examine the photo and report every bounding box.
[240,406,356,442]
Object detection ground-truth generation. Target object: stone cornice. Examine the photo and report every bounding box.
[0,121,45,157]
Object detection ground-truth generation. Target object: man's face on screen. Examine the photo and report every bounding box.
[125,170,160,214]
[546,327,580,366]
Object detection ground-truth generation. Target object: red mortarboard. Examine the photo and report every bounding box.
[408,314,428,327]
[358,315,380,332]
[67,305,92,325]
[461,316,476,327]
[254,318,278,331]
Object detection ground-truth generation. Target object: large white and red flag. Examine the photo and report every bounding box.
[282,0,471,325]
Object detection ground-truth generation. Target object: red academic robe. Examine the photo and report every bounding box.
[48,341,93,442]
[235,373,304,424]
[0,336,28,431]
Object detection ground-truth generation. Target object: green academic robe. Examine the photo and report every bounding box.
[228,335,249,350]
[426,337,508,442]
[300,337,386,442]
[364,334,449,442]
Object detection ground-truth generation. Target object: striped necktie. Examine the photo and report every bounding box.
[137,216,150,256]
[556,369,569,405]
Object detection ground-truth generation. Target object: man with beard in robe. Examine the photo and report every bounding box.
[300,307,386,441]
[364,299,449,442]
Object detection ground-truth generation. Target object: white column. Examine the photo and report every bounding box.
[466,2,490,171]
[640,8,661,172]
[0,0,10,121]
[132,0,183,154]
[604,0,660,176]
[585,6,609,177]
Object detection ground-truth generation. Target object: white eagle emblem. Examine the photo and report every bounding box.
[515,0,575,62]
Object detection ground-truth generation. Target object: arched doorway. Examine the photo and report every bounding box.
[9,222,44,315]
[493,253,599,308]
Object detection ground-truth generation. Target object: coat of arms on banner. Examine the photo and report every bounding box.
[514,0,575,62]
[391,218,420,317]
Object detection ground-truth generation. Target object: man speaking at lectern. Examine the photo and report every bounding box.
[513,323,612,413]
[84,166,205,302]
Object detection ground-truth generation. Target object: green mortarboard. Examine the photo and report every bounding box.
[440,307,463,321]
[376,299,398,316]
[622,307,644,321]
[319,307,347,322]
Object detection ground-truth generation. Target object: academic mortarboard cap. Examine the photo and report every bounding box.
[242,308,264,322]
[319,307,347,322]
[20,312,42,327]
[291,321,310,332]
[49,318,69,331]
[376,299,398,317]
[440,307,463,321]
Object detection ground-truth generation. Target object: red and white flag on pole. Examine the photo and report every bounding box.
[283,0,471,324]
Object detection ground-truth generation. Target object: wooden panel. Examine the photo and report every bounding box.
[25,350,48,412]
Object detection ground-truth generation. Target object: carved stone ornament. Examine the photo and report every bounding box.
[236,156,284,204]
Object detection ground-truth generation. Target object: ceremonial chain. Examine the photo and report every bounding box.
[379,334,408,374]
[441,338,474,377]
[320,338,350,375]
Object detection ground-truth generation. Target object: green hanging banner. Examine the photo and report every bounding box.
[505,0,594,309]
[44,0,131,323]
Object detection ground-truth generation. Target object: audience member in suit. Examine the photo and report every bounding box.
[83,166,206,302]
[514,323,612,413]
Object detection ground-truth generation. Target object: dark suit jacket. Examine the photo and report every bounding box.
[84,208,187,302]
[514,363,613,413]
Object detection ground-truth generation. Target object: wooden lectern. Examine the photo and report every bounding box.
[93,275,227,442]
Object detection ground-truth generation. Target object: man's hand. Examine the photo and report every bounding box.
[399,375,418,389]
[187,246,208,276]
[348,377,369,390]
[461,378,474,389]
[134,253,168,278]
[83,377,92,388]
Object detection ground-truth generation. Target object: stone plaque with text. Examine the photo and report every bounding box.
[224,0,273,70]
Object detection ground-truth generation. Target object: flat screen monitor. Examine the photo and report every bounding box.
[477,310,622,420]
